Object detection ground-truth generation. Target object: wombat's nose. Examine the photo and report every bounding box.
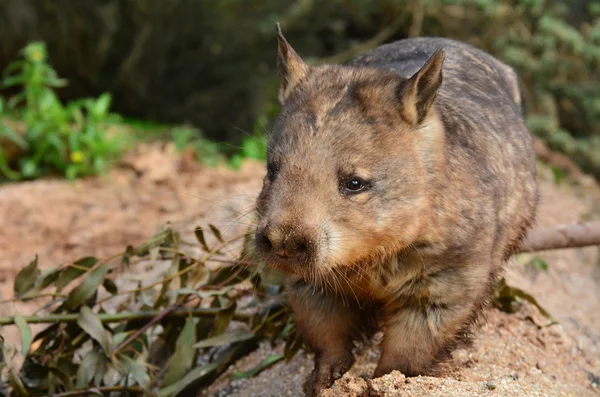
[257,226,310,259]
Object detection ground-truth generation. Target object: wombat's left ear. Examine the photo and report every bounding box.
[398,48,445,125]
[276,22,309,104]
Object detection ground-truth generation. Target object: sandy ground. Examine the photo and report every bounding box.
[1,144,599,396]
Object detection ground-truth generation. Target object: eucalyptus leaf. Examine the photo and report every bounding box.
[102,278,118,295]
[14,256,40,297]
[76,349,106,388]
[119,355,151,389]
[14,311,32,356]
[162,316,197,387]
[64,264,108,310]
[208,224,224,243]
[210,300,236,337]
[47,366,75,391]
[8,368,29,396]
[231,354,284,380]
[55,257,98,292]
[158,362,218,397]
[194,227,210,251]
[77,307,113,356]
[193,330,255,349]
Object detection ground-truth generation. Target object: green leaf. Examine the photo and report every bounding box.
[92,93,111,119]
[193,330,255,349]
[55,257,98,292]
[77,306,113,356]
[8,367,29,396]
[14,256,40,297]
[231,354,284,380]
[76,349,106,388]
[162,316,197,387]
[529,256,549,271]
[0,124,28,149]
[283,328,303,362]
[210,300,236,337]
[208,224,224,243]
[119,355,151,389]
[47,366,75,391]
[194,227,210,251]
[14,310,32,356]
[64,264,109,310]
[158,362,218,397]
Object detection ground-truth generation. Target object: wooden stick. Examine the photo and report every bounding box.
[519,221,600,253]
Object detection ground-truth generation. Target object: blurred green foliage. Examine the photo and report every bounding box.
[0,0,598,178]
[0,42,126,180]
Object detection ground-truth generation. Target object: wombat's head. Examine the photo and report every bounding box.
[254,24,445,279]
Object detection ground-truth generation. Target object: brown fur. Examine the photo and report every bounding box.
[254,24,538,396]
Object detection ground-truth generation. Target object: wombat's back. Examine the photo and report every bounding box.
[350,37,522,110]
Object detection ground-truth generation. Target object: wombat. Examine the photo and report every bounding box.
[254,24,538,396]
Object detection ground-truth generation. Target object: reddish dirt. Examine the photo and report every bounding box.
[1,145,599,396]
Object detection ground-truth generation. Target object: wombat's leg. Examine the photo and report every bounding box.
[286,278,362,396]
[373,266,487,378]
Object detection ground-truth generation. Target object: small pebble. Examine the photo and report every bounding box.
[485,381,496,390]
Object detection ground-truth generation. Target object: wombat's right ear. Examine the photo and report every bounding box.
[276,23,309,104]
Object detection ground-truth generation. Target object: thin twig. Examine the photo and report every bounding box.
[40,385,144,397]
[0,307,252,326]
[206,257,262,267]
[112,302,184,356]
[96,232,246,304]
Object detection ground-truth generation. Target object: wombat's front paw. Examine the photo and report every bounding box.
[303,354,354,397]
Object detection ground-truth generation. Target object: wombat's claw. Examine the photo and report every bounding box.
[303,356,354,397]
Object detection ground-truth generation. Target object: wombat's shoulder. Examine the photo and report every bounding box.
[350,37,522,109]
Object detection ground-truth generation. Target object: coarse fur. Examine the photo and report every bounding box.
[253,24,538,397]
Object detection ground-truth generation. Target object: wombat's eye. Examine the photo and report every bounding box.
[342,177,369,194]
[267,163,279,181]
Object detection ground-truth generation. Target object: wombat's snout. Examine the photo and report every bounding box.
[255,221,321,266]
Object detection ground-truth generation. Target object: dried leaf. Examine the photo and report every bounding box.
[162,316,197,387]
[76,349,106,388]
[14,256,40,297]
[231,354,284,380]
[14,310,32,356]
[194,227,210,252]
[55,257,98,292]
[77,307,113,356]
[208,224,224,243]
[65,264,109,310]
[158,362,218,397]
[193,330,255,349]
